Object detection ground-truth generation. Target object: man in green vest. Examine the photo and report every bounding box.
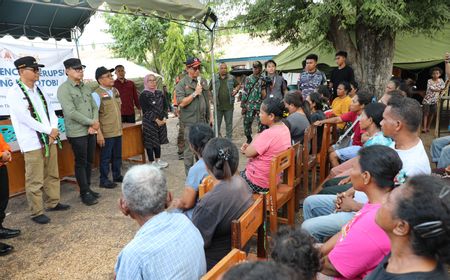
[176,57,211,175]
[91,67,123,189]
[209,62,239,139]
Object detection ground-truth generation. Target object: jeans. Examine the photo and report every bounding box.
[302,195,356,242]
[146,146,161,162]
[0,166,9,225]
[431,136,450,168]
[216,109,233,139]
[68,134,96,194]
[100,136,122,185]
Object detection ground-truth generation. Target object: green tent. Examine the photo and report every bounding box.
[275,24,450,72]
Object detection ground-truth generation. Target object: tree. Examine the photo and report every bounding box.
[160,22,187,93]
[104,14,169,73]
[240,0,450,97]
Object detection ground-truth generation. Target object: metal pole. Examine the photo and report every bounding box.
[210,28,218,137]
[71,27,80,59]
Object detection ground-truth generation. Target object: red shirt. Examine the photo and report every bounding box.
[340,111,363,146]
[114,79,140,115]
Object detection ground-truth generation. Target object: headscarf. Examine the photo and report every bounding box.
[144,74,157,91]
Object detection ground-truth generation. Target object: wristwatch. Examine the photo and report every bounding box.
[191,92,197,98]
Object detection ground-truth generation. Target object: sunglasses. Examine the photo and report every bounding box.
[190,66,201,71]
[24,67,40,73]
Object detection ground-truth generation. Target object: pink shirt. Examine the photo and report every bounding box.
[328,203,390,280]
[245,124,291,188]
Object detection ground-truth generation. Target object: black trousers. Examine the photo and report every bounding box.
[0,166,9,225]
[68,134,96,194]
[121,114,136,123]
[146,146,161,162]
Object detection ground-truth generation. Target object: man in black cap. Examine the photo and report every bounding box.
[8,56,70,224]
[175,57,211,175]
[91,66,123,189]
[57,58,101,206]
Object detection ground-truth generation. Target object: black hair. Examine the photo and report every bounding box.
[264,59,277,68]
[335,50,348,58]
[350,81,359,91]
[316,85,331,100]
[301,60,306,69]
[396,175,450,264]
[222,261,299,280]
[284,91,311,121]
[338,81,351,94]
[202,138,239,180]
[305,54,318,62]
[358,145,402,189]
[188,123,214,156]
[309,92,325,111]
[114,65,124,70]
[261,97,288,122]
[386,89,406,97]
[363,102,386,129]
[429,67,443,76]
[388,77,401,89]
[356,90,373,106]
[387,96,422,133]
[271,227,321,280]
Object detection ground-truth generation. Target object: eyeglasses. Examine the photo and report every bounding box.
[71,67,85,73]
[24,67,40,73]
[190,66,201,71]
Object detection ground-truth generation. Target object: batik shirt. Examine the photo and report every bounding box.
[241,74,263,111]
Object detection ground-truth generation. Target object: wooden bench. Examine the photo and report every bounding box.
[302,125,318,195]
[231,195,267,259]
[292,142,304,211]
[201,249,247,280]
[267,147,295,234]
[318,123,338,184]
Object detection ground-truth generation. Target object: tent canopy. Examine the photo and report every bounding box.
[0,0,207,41]
[275,24,450,72]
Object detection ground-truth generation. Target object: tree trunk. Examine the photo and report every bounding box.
[355,23,395,99]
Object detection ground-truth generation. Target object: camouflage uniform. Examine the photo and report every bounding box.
[241,74,264,142]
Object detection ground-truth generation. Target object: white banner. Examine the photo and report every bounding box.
[0,42,74,115]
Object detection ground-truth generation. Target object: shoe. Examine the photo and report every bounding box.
[113,176,123,183]
[156,160,169,168]
[80,192,98,206]
[0,227,21,239]
[178,153,184,160]
[31,214,51,224]
[0,242,13,256]
[88,189,101,198]
[47,203,71,211]
[150,162,162,169]
[99,181,117,189]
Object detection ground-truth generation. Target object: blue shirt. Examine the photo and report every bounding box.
[297,70,327,99]
[92,86,114,110]
[184,159,208,219]
[114,211,206,280]
[364,131,393,147]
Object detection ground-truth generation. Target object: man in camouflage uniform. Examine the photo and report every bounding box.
[241,61,266,144]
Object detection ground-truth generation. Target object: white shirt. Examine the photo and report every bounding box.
[7,81,58,153]
[354,140,431,204]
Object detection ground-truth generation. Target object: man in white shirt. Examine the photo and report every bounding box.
[301,96,431,241]
[8,56,70,224]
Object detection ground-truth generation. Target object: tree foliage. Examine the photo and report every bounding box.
[160,22,187,93]
[104,14,169,73]
[239,0,450,97]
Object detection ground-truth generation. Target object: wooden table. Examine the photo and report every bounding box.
[6,122,145,197]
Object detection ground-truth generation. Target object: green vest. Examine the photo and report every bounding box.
[95,87,122,138]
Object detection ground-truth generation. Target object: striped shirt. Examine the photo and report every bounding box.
[115,211,206,280]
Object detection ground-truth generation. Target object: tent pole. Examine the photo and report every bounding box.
[71,27,81,59]
[210,28,218,137]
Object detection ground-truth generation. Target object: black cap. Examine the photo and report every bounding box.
[63,58,85,69]
[95,66,114,81]
[14,56,45,69]
[185,57,201,67]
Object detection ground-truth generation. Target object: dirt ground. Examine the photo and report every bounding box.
[0,103,437,280]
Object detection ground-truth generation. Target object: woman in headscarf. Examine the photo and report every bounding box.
[139,74,169,168]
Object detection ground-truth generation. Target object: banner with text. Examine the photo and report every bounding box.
[0,42,74,115]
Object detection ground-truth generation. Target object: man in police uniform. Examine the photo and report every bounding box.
[176,57,211,175]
